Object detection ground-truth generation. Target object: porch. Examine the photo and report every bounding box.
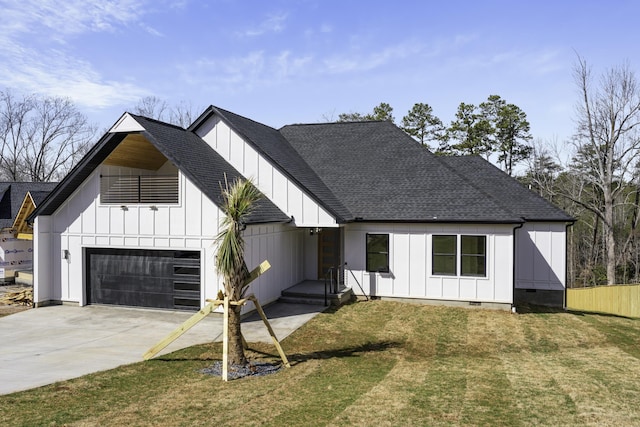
[279,280,354,307]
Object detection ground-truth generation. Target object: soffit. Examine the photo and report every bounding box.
[103,134,168,170]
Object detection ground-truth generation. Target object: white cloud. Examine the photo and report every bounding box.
[0,0,153,109]
[0,45,147,108]
[323,40,425,74]
[0,0,146,39]
[239,13,288,37]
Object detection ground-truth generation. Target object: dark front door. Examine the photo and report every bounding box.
[86,248,200,310]
[317,228,341,280]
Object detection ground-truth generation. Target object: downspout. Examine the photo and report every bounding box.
[512,221,525,313]
[564,221,576,310]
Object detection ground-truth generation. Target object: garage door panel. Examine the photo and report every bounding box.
[86,248,200,310]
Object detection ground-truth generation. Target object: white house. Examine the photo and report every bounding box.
[29,106,573,311]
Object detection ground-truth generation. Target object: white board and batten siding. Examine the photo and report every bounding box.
[515,222,566,291]
[344,223,515,304]
[33,164,303,308]
[195,116,337,228]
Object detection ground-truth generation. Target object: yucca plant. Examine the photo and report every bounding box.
[215,176,261,366]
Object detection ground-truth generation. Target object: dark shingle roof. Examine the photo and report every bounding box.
[280,121,527,223]
[191,106,352,222]
[31,114,289,225]
[438,156,574,222]
[30,107,572,226]
[132,115,288,224]
[0,182,57,228]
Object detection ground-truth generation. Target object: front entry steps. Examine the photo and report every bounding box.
[279,280,354,307]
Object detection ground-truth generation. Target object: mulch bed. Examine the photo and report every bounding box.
[200,361,283,380]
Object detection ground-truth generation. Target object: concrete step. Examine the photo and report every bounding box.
[279,287,354,307]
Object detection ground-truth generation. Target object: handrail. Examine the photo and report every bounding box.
[323,264,344,306]
[344,262,369,301]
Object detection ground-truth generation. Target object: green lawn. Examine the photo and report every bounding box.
[2,301,640,426]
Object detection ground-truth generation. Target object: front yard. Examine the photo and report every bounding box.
[1,300,639,426]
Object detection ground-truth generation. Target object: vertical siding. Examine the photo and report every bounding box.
[196,116,337,227]
[37,164,301,309]
[515,222,566,290]
[344,223,514,304]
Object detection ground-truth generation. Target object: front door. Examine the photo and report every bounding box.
[317,228,341,280]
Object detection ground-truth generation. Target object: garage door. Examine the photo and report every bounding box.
[86,248,201,310]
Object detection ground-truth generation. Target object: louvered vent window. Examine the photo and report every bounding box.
[100,174,179,204]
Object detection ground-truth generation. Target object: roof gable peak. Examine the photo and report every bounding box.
[109,113,145,133]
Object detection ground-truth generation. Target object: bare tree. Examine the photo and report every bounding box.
[169,101,200,128]
[0,89,96,182]
[132,96,201,128]
[569,56,640,284]
[132,96,169,121]
[0,91,34,180]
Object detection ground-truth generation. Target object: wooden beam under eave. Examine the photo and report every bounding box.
[12,192,36,237]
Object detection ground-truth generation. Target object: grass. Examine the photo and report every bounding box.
[2,300,640,426]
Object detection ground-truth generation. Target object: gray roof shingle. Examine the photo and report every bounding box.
[280,121,538,223]
[438,156,574,222]
[0,182,57,228]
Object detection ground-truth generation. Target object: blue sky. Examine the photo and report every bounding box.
[1,0,639,149]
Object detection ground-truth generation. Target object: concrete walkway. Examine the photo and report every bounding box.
[0,302,325,395]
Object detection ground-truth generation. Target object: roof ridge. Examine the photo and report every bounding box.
[212,106,280,131]
[281,120,388,129]
[128,113,187,132]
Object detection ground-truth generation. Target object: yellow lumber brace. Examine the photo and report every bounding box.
[222,295,230,381]
[248,294,291,368]
[142,302,219,360]
[143,260,271,360]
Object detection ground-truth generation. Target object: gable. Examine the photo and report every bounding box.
[30,114,289,225]
[192,107,347,226]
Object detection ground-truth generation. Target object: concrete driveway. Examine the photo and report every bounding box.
[0,303,324,395]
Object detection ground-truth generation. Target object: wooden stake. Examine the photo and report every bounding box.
[144,261,271,361]
[222,295,230,382]
[142,302,219,360]
[248,294,291,368]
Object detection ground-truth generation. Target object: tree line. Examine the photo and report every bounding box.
[337,95,532,176]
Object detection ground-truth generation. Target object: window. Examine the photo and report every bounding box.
[100,174,179,204]
[366,234,389,272]
[432,235,487,277]
[461,235,486,276]
[432,235,457,275]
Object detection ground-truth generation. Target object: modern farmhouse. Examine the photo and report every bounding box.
[29,106,573,311]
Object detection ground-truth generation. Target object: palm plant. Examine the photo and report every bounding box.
[215,176,261,366]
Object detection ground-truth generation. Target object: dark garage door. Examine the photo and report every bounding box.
[86,248,201,310]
